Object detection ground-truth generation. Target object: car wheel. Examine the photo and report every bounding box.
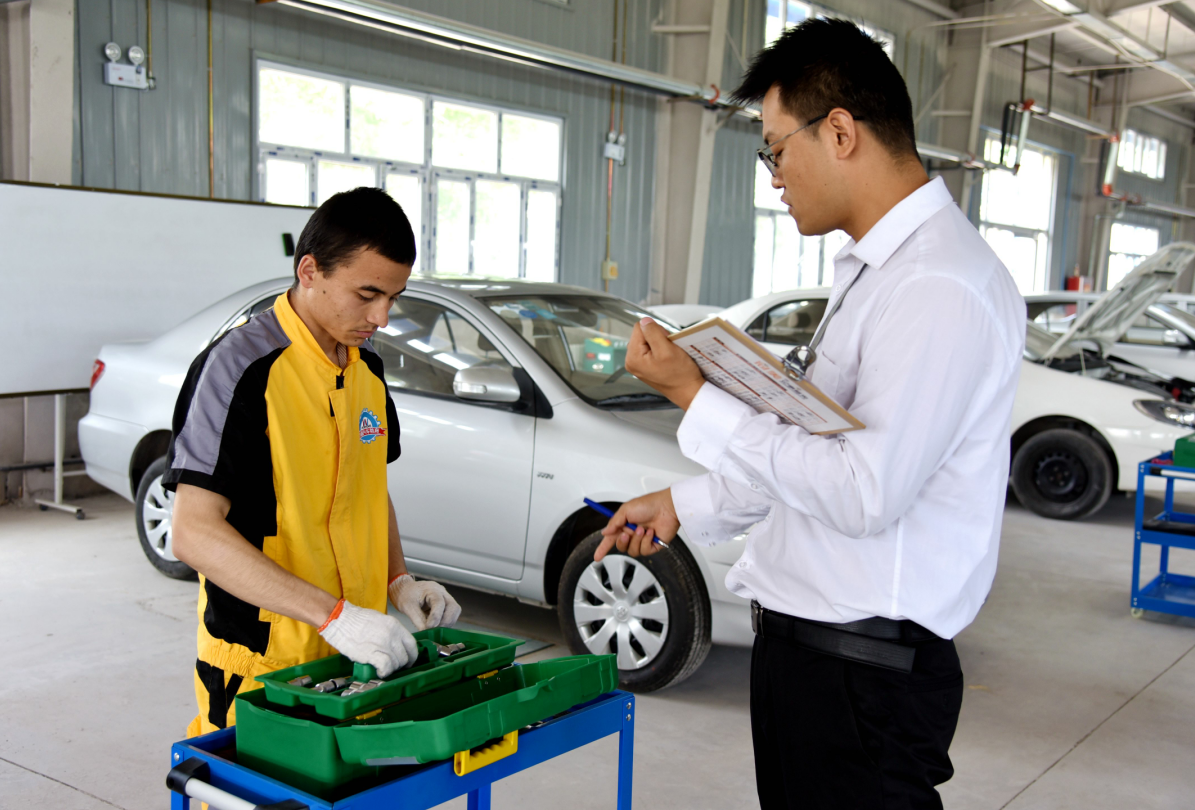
[135,456,196,580]
[557,531,711,693]
[1011,428,1113,520]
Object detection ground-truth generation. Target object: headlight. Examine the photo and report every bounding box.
[1134,399,1195,428]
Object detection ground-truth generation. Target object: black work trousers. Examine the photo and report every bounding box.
[750,632,964,810]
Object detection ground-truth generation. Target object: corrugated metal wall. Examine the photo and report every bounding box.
[74,0,666,301]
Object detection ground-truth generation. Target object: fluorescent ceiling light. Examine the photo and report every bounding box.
[434,352,473,370]
[1040,0,1080,13]
[408,338,434,353]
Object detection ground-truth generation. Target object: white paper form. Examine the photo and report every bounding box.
[670,318,864,435]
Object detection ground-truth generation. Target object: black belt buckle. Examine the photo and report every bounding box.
[751,601,763,635]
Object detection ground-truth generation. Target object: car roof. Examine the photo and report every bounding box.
[407,277,620,301]
[720,287,831,324]
[251,276,633,304]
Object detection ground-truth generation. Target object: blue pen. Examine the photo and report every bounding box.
[583,498,668,548]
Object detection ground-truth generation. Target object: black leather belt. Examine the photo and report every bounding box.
[751,601,940,673]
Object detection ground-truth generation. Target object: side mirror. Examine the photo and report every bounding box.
[453,366,521,403]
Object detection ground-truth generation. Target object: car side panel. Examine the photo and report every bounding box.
[519,399,744,616]
[1012,360,1187,491]
[78,413,146,501]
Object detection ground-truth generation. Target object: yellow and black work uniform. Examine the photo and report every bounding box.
[163,292,400,737]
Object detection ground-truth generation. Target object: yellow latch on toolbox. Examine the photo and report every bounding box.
[454,731,518,776]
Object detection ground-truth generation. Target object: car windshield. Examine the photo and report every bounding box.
[486,295,675,408]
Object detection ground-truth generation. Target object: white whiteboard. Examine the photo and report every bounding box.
[0,182,314,396]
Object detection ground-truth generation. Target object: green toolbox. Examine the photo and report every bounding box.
[1175,434,1195,468]
[582,336,627,374]
[235,627,618,799]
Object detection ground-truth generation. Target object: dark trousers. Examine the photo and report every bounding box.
[750,632,963,810]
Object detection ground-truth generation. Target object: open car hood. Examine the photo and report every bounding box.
[1041,242,1195,362]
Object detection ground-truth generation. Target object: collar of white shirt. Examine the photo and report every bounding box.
[837,175,955,271]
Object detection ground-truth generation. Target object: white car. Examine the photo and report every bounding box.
[718,245,1195,520]
[1027,292,1195,380]
[646,303,725,329]
[80,278,754,692]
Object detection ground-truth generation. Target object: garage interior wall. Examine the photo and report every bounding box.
[73,0,666,302]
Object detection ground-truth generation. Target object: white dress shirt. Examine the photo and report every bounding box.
[670,177,1025,639]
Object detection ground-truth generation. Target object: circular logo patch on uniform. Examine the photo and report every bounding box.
[359,408,387,444]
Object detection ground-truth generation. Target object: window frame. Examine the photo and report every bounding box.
[253,58,564,281]
[977,134,1059,295]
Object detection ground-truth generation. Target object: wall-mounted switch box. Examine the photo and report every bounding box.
[601,259,619,281]
[104,63,149,90]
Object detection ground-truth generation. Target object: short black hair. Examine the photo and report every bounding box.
[293,186,416,279]
[731,18,918,161]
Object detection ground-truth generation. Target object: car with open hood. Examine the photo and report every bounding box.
[717,243,1195,520]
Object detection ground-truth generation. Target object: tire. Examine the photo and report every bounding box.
[1011,428,1113,520]
[557,531,711,693]
[134,456,196,580]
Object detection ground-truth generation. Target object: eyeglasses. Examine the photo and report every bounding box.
[756,112,864,176]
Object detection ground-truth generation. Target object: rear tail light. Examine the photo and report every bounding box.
[90,359,105,390]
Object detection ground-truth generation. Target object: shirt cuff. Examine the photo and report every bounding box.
[677,382,757,470]
[670,475,722,547]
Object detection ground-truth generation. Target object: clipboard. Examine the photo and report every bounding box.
[668,317,865,435]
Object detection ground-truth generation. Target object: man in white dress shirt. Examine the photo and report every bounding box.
[596,18,1025,810]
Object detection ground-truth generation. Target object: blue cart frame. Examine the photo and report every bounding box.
[167,690,635,810]
[1133,452,1195,619]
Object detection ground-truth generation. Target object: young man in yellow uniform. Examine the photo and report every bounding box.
[166,187,460,736]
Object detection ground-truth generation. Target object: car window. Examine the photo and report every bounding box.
[1122,314,1170,346]
[1029,302,1079,334]
[213,291,285,342]
[371,298,511,398]
[486,295,672,407]
[748,300,827,346]
[249,294,278,316]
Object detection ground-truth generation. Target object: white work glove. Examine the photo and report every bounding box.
[388,573,462,631]
[318,599,419,677]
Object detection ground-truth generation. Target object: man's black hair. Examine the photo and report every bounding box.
[292,186,416,280]
[731,18,919,161]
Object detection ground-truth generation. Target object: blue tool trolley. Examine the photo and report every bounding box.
[1133,451,1195,619]
[166,690,635,810]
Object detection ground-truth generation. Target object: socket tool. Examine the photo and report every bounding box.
[313,677,352,693]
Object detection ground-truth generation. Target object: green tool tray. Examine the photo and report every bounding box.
[256,627,521,720]
[235,655,617,799]
[1175,434,1195,468]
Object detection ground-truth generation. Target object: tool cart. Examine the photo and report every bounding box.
[1133,451,1195,619]
[165,627,633,809]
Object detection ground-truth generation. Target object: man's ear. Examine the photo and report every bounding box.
[825,108,859,159]
[295,254,318,289]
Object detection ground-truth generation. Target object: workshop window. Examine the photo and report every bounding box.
[765,1,894,56]
[752,161,848,297]
[256,61,563,281]
[979,137,1056,295]
[1117,129,1166,181]
[1107,223,1160,288]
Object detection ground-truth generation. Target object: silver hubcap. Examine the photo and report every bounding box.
[573,556,669,671]
[141,474,177,562]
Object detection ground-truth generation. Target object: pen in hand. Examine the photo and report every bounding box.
[583,498,668,548]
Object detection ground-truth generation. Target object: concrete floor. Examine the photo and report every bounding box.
[1,493,1192,809]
